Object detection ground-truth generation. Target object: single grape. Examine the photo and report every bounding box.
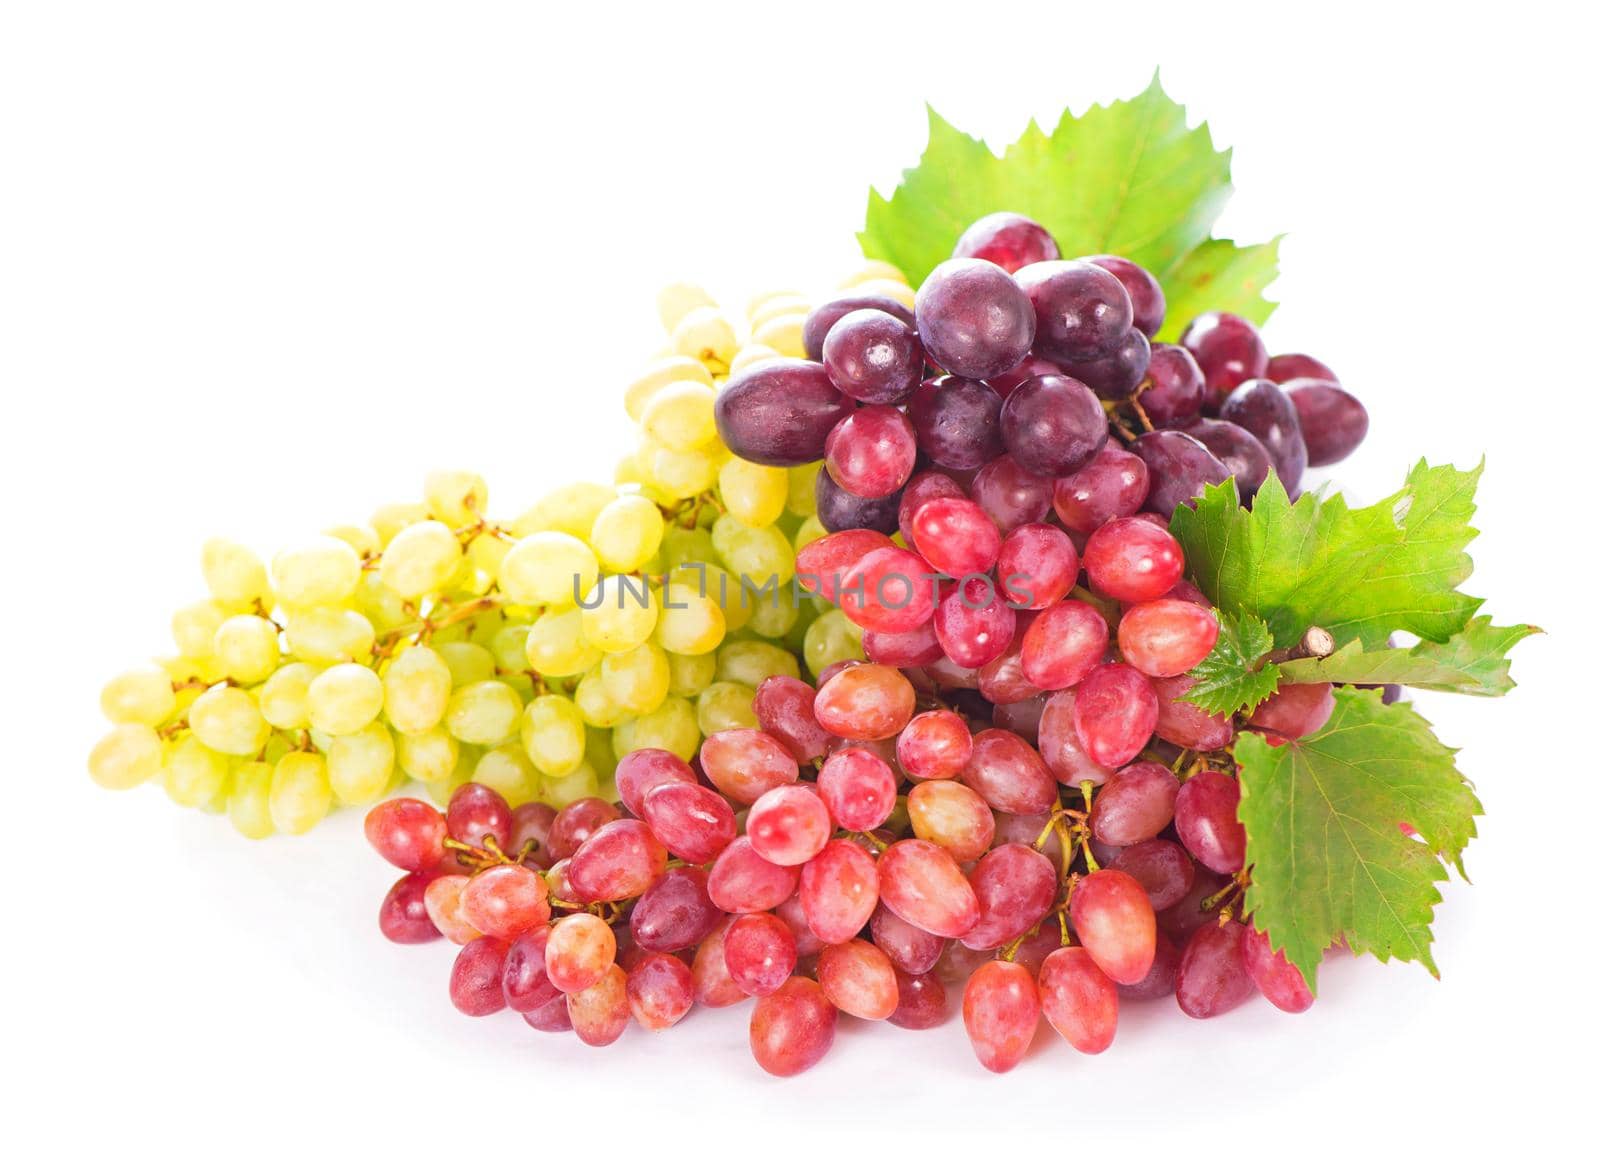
[909,496,1002,578]
[1083,515,1184,603]
[714,359,851,465]
[802,293,917,361]
[895,710,973,780]
[1089,761,1181,846]
[1139,344,1205,427]
[1020,599,1109,691]
[1221,378,1308,494]
[907,375,1005,470]
[962,960,1042,1073]
[995,522,1078,610]
[502,924,560,1013]
[365,798,448,872]
[814,466,903,535]
[1017,259,1134,363]
[1081,254,1165,336]
[998,374,1108,478]
[630,868,722,953]
[1283,377,1369,466]
[824,405,918,498]
[773,894,825,958]
[461,864,551,939]
[813,663,917,740]
[1248,682,1335,743]
[1108,839,1195,911]
[961,843,1058,950]
[888,968,950,1029]
[522,995,573,1033]
[1117,599,1220,677]
[1038,946,1118,1054]
[816,746,898,831]
[569,964,630,1047]
[626,952,696,1031]
[863,622,943,668]
[1068,868,1157,984]
[749,976,837,1077]
[752,676,835,762]
[1072,663,1159,769]
[969,455,1054,533]
[724,912,800,997]
[641,782,737,864]
[934,577,1016,669]
[877,839,981,938]
[1267,353,1338,384]
[1130,429,1233,517]
[1179,312,1268,407]
[962,728,1057,814]
[821,308,924,404]
[699,728,799,805]
[1173,770,1247,874]
[798,838,880,944]
[565,819,668,902]
[897,471,969,550]
[1053,446,1150,533]
[1151,673,1235,751]
[446,783,513,851]
[747,784,833,866]
[1059,328,1150,399]
[908,779,996,862]
[423,875,480,945]
[546,796,621,861]
[379,872,441,944]
[1242,926,1315,1013]
[449,936,511,1016]
[870,905,943,975]
[707,836,800,914]
[1184,418,1273,502]
[915,258,1036,379]
[613,747,697,816]
[1176,920,1256,1018]
[545,912,618,994]
[816,939,899,1020]
[1119,930,1183,1001]
[952,212,1061,272]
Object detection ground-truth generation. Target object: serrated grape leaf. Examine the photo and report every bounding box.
[1235,687,1480,994]
[858,75,1278,329]
[1169,461,1485,650]
[1185,610,1280,715]
[1279,617,1540,697]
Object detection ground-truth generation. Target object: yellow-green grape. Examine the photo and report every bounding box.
[211,615,281,683]
[521,694,586,776]
[840,259,909,288]
[653,588,726,656]
[165,736,231,807]
[227,761,275,839]
[188,685,270,756]
[498,531,597,608]
[444,679,521,745]
[306,664,384,737]
[353,574,412,634]
[751,312,807,358]
[201,538,270,606]
[659,525,720,571]
[793,513,828,553]
[667,651,717,697]
[712,515,795,588]
[783,595,824,656]
[283,607,375,665]
[100,666,178,726]
[523,609,601,679]
[269,751,332,834]
[716,639,800,689]
[326,522,381,558]
[383,644,452,734]
[370,502,430,547]
[614,451,645,488]
[398,727,460,784]
[435,640,497,687]
[671,305,738,372]
[624,356,715,421]
[787,461,823,517]
[728,344,783,374]
[465,531,510,587]
[749,293,811,331]
[488,624,533,675]
[804,608,864,678]
[271,536,362,609]
[579,575,659,652]
[573,669,627,729]
[600,641,672,714]
[87,724,164,790]
[327,723,396,805]
[543,761,601,808]
[746,288,803,319]
[379,520,464,598]
[746,587,800,639]
[641,381,718,452]
[851,276,917,310]
[259,662,318,728]
[589,495,666,573]
[657,282,716,331]
[471,745,543,806]
[424,469,489,528]
[172,599,231,661]
[615,695,700,761]
[644,440,723,499]
[720,457,788,529]
[696,681,757,735]
[511,482,616,539]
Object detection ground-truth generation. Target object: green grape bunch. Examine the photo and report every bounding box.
[86,265,911,837]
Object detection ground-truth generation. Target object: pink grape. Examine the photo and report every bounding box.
[522,995,572,1032]
[774,894,825,957]
[1174,770,1247,874]
[502,924,559,1013]
[795,528,893,604]
[825,405,918,498]
[565,819,667,902]
[813,663,917,740]
[699,728,799,805]
[934,576,1016,668]
[547,796,621,862]
[1248,682,1336,743]
[423,874,480,945]
[870,905,943,975]
[460,864,551,939]
[1107,839,1195,911]
[1083,516,1183,603]
[962,960,1041,1073]
[888,969,950,1029]
[629,868,721,953]
[641,782,737,865]
[1242,926,1315,1013]
[626,952,696,1031]
[379,872,441,944]
[1021,599,1109,690]
[691,919,747,1008]
[568,963,630,1046]
[799,839,880,944]
[747,784,833,866]
[863,620,943,668]
[1037,690,1115,788]
[995,522,1079,609]
[615,748,697,816]
[365,798,447,872]
[816,940,899,1020]
[1180,311,1268,406]
[816,746,898,831]
[1090,761,1181,845]
[962,728,1057,814]
[749,976,838,1077]
[908,780,996,862]
[969,454,1053,532]
[898,471,969,551]
[877,839,981,938]
[1068,868,1157,984]
[724,912,800,997]
[977,634,1041,706]
[449,935,510,1016]
[1151,673,1234,751]
[1053,445,1151,534]
[1117,599,1220,677]
[961,843,1058,950]
[1176,920,1256,1018]
[910,496,1003,578]
[753,676,836,762]
[837,546,938,635]
[544,912,617,994]
[1120,929,1182,1000]
[1038,946,1118,1053]
[508,802,557,867]
[1072,663,1160,768]
[446,783,512,851]
[707,836,800,914]
[896,710,974,780]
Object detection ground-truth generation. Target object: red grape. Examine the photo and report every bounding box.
[1072,663,1160,768]
[724,912,800,997]
[877,839,981,938]
[449,935,511,1017]
[1180,312,1268,407]
[379,872,441,944]
[630,867,721,953]
[707,836,800,914]
[798,839,880,944]
[1053,445,1150,533]
[962,959,1041,1073]
[460,863,550,939]
[691,918,747,1008]
[824,405,918,498]
[838,546,938,635]
[961,843,1058,950]
[1038,945,1118,1054]
[1107,839,1195,911]
[753,676,836,762]
[1090,760,1181,846]
[896,710,974,780]
[916,258,1037,380]
[1083,516,1183,603]
[813,663,917,740]
[934,576,1016,669]
[568,963,630,1046]
[996,522,1078,609]
[747,784,833,866]
[953,212,1061,273]
[1021,599,1109,690]
[888,968,949,1029]
[870,905,943,975]
[640,782,737,864]
[1068,868,1156,984]
[962,727,1057,814]
[821,308,924,404]
[446,783,512,852]
[816,746,898,831]
[795,528,893,604]
[545,912,617,994]
[910,496,1002,578]
[626,952,696,1031]
[1151,673,1234,750]
[1173,770,1247,874]
[365,798,447,872]
[699,728,799,805]
[1117,598,1219,677]
[502,924,559,1013]
[749,977,837,1077]
[1176,919,1256,1018]
[1248,682,1335,743]
[1242,926,1315,1013]
[816,939,899,1020]
[615,748,697,816]
[714,358,850,466]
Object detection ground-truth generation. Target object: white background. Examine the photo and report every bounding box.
[3,1,1594,1163]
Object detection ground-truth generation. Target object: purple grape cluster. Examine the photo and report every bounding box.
[714,212,1369,531]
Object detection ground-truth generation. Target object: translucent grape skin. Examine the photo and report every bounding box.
[449,936,511,1016]
[1283,377,1370,466]
[896,710,974,780]
[1020,599,1109,691]
[1117,599,1220,678]
[1016,259,1135,363]
[724,912,800,997]
[952,211,1061,273]
[565,819,668,902]
[816,939,900,1020]
[714,358,851,466]
[969,455,1054,533]
[1179,311,1269,407]
[962,960,1042,1073]
[1060,328,1150,399]
[1130,430,1231,517]
[691,919,747,1008]
[799,839,880,943]
[753,676,836,763]
[802,293,917,361]
[821,308,924,404]
[1176,920,1256,1019]
[998,374,1109,478]
[961,843,1058,950]
[910,496,1002,578]
[962,728,1057,814]
[630,867,722,953]
[888,968,950,1029]
[1068,868,1157,984]
[996,522,1079,609]
[1108,839,1195,911]
[502,925,559,1013]
[1242,926,1315,1013]
[824,406,918,498]
[1151,673,1235,751]
[1138,344,1205,428]
[460,864,551,939]
[1053,446,1150,533]
[1072,664,1160,769]
[749,976,837,1077]
[1183,418,1273,502]
[1090,761,1182,846]
[1081,255,1165,337]
[916,258,1037,379]
[365,798,447,872]
[1083,516,1184,603]
[545,912,617,993]
[908,376,1005,470]
[1221,378,1308,494]
[1119,929,1182,1001]
[816,746,898,831]
[1038,946,1118,1054]
[1173,770,1247,874]
[379,872,441,944]
[814,466,903,535]
[877,839,981,938]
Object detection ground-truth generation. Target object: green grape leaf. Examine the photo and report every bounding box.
[1169,461,1485,651]
[1184,610,1280,715]
[858,75,1278,328]
[1280,617,1541,697]
[1236,687,1481,993]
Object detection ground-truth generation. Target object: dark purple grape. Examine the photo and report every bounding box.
[803,294,917,361]
[1183,419,1273,502]
[815,466,903,534]
[915,258,1036,379]
[821,309,925,404]
[998,374,1108,478]
[714,359,850,466]
[908,375,1004,470]
[989,353,1063,398]
[1139,343,1204,427]
[953,212,1062,273]
[969,455,1053,532]
[1081,255,1165,337]
[1267,353,1338,384]
[1130,430,1232,517]
[1059,328,1150,399]
[1220,379,1308,493]
[1179,312,1268,409]
[1284,378,1369,466]
[1016,260,1134,363]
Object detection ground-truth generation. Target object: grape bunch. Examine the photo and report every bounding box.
[713,210,1368,531]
